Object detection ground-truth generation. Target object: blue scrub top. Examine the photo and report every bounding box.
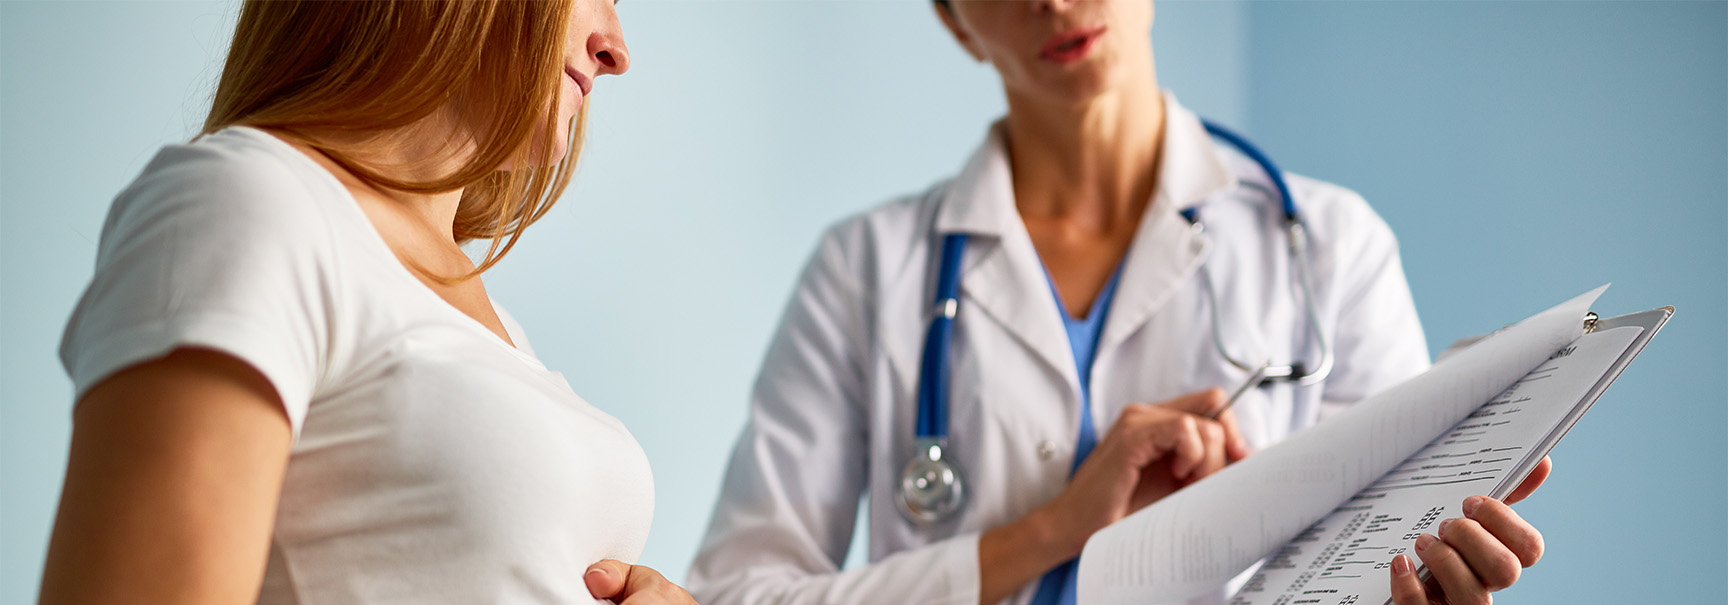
[1030,261,1125,605]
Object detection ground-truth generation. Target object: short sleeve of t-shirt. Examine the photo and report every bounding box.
[59,133,338,437]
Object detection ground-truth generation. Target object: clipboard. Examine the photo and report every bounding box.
[1486,306,1674,504]
[1396,306,1675,605]
[1079,291,1673,605]
[1234,302,1674,605]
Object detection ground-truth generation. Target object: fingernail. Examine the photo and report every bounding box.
[1415,533,1437,552]
[1437,518,1455,536]
[585,568,605,581]
[1462,496,1484,516]
[1392,554,1414,577]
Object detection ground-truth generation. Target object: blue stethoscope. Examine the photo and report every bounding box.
[895,120,1336,524]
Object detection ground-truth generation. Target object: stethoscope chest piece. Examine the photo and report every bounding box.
[892,120,1324,526]
[896,437,967,524]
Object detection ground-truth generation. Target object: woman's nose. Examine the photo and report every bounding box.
[589,15,630,76]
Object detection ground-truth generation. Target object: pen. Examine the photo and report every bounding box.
[1210,362,1271,420]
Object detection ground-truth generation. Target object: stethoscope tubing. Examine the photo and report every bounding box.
[915,233,968,438]
[897,119,1334,524]
[1193,120,1334,387]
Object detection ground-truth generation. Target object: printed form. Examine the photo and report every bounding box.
[1077,286,1618,605]
[1227,324,1639,605]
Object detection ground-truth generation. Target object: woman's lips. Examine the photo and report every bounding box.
[564,66,593,96]
[1039,26,1107,64]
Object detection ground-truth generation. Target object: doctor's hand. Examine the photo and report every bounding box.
[1046,388,1250,546]
[978,389,1247,603]
[1389,456,1552,605]
[1043,389,1248,554]
[974,390,1244,601]
[584,559,697,605]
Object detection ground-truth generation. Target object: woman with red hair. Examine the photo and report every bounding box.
[42,2,688,603]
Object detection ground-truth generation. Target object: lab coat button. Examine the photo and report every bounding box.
[1037,440,1057,461]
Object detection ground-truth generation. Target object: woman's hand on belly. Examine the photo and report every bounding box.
[584,559,697,604]
[977,389,1247,603]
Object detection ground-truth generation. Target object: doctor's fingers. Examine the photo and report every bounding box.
[1214,407,1251,463]
[1187,419,1230,480]
[1387,555,1437,605]
[1502,457,1552,505]
[1111,405,1207,479]
[1459,496,1544,567]
[1152,388,1229,417]
[1413,533,1494,605]
[1149,388,1244,468]
[1434,516,1523,591]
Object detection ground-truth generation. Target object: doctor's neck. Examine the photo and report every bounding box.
[1002,65,1165,234]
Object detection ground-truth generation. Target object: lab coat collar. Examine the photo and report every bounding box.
[1153,92,1237,215]
[1097,93,1238,357]
[932,125,1018,238]
[924,92,1240,396]
[928,121,1076,390]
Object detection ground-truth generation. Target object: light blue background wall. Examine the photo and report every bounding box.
[1241,4,1726,602]
[0,1,1719,603]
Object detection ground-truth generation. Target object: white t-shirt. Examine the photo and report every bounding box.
[60,126,654,604]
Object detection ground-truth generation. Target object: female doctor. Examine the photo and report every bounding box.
[689,1,1551,604]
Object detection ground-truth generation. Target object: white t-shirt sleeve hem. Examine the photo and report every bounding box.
[67,309,314,439]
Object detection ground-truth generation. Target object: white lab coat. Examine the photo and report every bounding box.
[687,95,1431,605]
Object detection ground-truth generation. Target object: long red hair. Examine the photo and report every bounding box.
[204,0,582,277]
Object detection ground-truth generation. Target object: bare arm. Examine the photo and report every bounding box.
[40,348,293,605]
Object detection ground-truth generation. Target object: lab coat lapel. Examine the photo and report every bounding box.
[933,125,1081,392]
[1097,96,1237,358]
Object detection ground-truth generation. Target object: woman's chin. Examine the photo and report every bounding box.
[497,128,569,171]
[547,133,570,164]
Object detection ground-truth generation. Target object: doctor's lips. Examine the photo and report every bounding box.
[1039,26,1107,64]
